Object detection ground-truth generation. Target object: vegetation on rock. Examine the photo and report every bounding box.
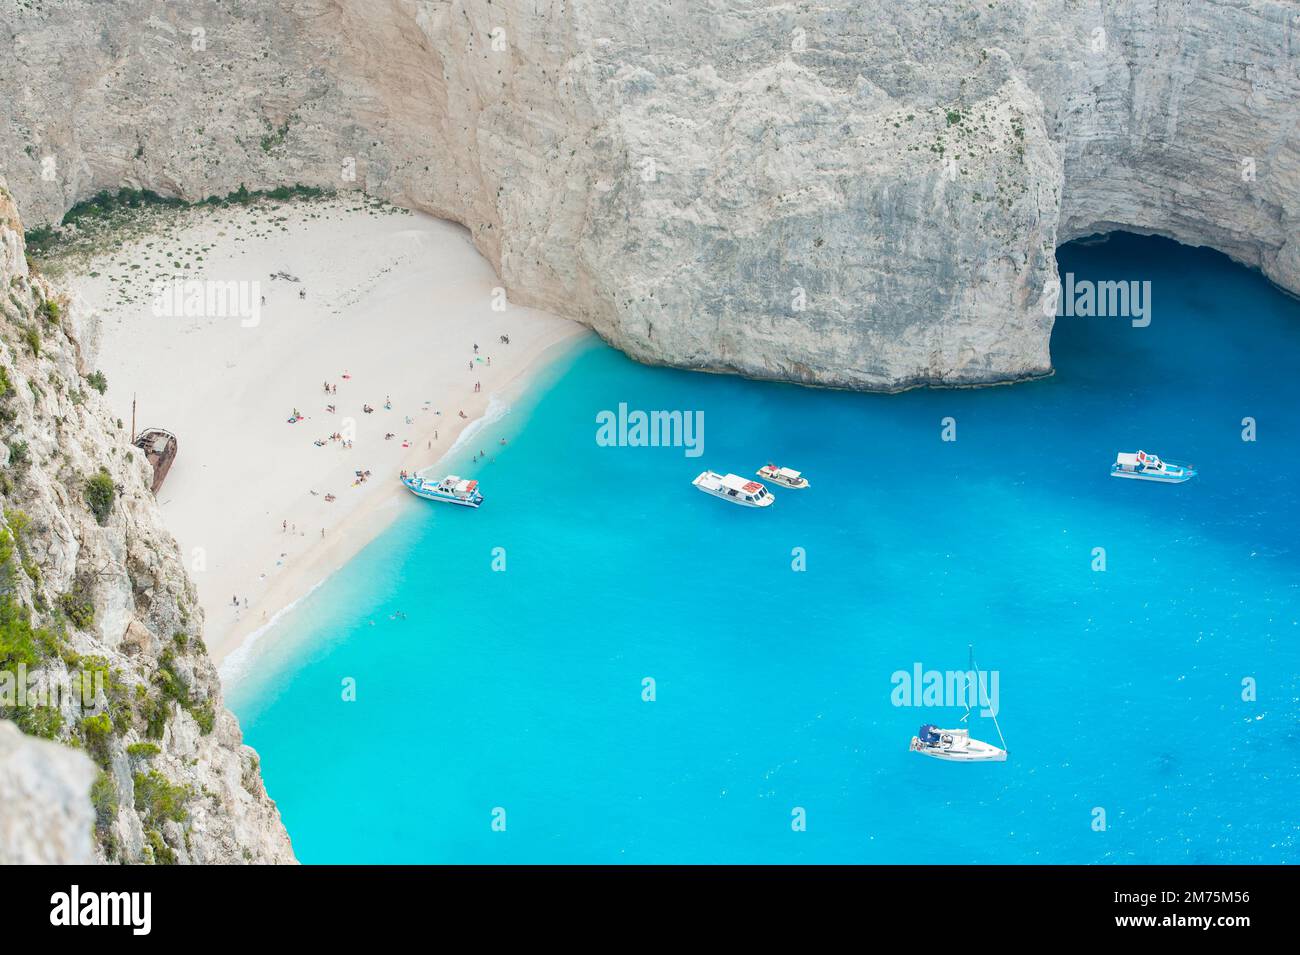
[83,469,115,524]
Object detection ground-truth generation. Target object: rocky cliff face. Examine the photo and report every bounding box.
[0,178,293,864]
[0,719,96,864]
[2,1,1296,390]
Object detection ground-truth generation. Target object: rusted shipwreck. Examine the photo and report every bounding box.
[133,427,178,494]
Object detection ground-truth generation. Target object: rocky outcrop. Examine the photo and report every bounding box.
[0,719,96,864]
[1,2,1296,384]
[0,178,293,863]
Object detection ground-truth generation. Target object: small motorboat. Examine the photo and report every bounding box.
[757,463,809,489]
[1110,450,1195,484]
[401,473,484,507]
[692,470,774,507]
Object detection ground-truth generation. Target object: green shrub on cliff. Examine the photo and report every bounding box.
[144,829,176,865]
[59,589,95,630]
[0,593,58,669]
[154,649,189,705]
[190,701,215,735]
[83,469,114,524]
[13,704,63,740]
[133,769,191,845]
[0,528,13,583]
[91,770,118,828]
[142,695,170,740]
[4,507,30,540]
[80,712,114,769]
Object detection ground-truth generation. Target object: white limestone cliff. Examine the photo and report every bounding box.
[0,177,294,864]
[2,1,1295,390]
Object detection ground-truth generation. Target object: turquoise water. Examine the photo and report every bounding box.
[230,233,1300,864]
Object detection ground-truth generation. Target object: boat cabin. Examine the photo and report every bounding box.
[721,474,770,504]
[1115,450,1164,473]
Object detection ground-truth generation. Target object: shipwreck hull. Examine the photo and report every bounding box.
[132,428,178,494]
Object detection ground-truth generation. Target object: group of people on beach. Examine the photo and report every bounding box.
[244,323,525,626]
[249,333,523,625]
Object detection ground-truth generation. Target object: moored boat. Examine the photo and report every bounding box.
[909,725,1007,762]
[401,472,484,507]
[692,470,774,507]
[757,463,809,489]
[1110,450,1195,483]
[909,646,1008,763]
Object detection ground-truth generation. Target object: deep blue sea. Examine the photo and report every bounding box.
[229,233,1300,864]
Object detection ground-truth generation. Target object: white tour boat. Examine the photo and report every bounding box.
[757,463,810,489]
[401,472,484,508]
[909,646,1008,763]
[1110,450,1196,484]
[692,470,775,507]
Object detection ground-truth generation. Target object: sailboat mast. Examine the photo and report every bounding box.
[968,643,975,706]
[970,645,1009,754]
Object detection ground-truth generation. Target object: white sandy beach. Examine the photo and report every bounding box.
[63,195,583,675]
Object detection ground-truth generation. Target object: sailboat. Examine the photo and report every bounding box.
[909,646,1008,762]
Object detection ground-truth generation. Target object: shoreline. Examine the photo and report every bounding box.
[215,327,586,680]
[57,194,586,684]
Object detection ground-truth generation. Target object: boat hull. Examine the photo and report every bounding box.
[1109,467,1194,484]
[756,468,809,489]
[910,733,1007,762]
[402,478,483,507]
[695,485,773,507]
